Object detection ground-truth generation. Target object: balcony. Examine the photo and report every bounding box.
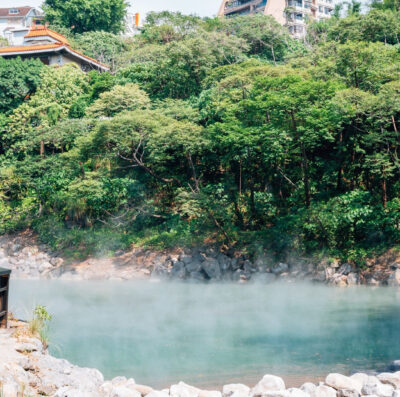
[225,0,266,15]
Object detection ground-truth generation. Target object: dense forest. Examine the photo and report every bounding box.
[2,0,400,262]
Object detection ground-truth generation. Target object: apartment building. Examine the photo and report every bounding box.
[218,0,334,37]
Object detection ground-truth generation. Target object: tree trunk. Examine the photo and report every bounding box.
[291,111,311,207]
[382,178,387,208]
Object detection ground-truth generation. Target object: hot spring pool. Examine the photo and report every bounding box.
[8,280,400,388]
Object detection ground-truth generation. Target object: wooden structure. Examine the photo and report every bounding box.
[0,267,11,328]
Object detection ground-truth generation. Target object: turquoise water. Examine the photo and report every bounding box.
[9,280,400,388]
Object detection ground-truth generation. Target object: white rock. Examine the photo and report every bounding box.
[112,376,129,385]
[53,387,98,397]
[111,386,142,397]
[350,373,369,386]
[170,382,201,397]
[300,383,316,395]
[129,384,153,396]
[146,391,170,397]
[251,375,286,397]
[199,391,222,397]
[313,385,337,397]
[99,381,113,396]
[287,387,310,397]
[223,384,251,397]
[337,389,360,397]
[1,383,19,397]
[377,373,400,388]
[325,373,362,393]
[362,382,394,397]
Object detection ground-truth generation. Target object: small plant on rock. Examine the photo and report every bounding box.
[28,305,52,349]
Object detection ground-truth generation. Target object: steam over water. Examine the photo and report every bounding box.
[9,280,400,388]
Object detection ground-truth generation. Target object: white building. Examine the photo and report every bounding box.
[0,6,43,45]
[218,0,334,37]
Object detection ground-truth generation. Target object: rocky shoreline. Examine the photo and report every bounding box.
[1,318,400,397]
[1,233,400,286]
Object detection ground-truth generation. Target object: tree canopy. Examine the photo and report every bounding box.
[43,0,129,34]
[2,9,400,262]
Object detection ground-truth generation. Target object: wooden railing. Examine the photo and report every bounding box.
[0,268,11,328]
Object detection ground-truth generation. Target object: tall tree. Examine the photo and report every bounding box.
[43,0,128,34]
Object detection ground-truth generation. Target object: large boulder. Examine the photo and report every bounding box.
[376,373,400,388]
[325,373,362,393]
[201,259,221,279]
[170,382,201,397]
[300,383,316,395]
[251,375,285,397]
[217,253,232,273]
[170,262,187,279]
[287,388,309,397]
[361,381,394,397]
[223,384,250,397]
[338,264,352,275]
[271,263,289,275]
[350,374,379,387]
[185,255,204,273]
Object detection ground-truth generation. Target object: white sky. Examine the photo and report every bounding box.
[0,0,219,18]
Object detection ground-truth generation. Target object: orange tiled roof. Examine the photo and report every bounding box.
[25,26,70,45]
[0,43,109,70]
[0,25,109,70]
[0,43,63,53]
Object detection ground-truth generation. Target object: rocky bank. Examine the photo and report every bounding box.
[1,232,400,286]
[1,318,400,397]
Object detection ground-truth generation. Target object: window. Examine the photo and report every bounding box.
[319,5,323,12]
[295,12,303,20]
[324,7,331,14]
[304,2,311,9]
[9,8,20,14]
[289,25,304,33]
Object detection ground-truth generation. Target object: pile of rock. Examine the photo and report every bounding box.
[153,250,400,287]
[1,232,400,286]
[0,234,63,279]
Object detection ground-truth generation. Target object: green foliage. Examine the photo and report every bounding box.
[0,57,44,114]
[4,64,88,156]
[29,305,52,349]
[87,83,150,117]
[74,31,127,70]
[43,0,128,34]
[3,9,400,263]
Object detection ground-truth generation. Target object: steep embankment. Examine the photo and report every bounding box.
[1,232,400,286]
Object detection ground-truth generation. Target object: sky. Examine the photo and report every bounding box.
[0,0,220,18]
